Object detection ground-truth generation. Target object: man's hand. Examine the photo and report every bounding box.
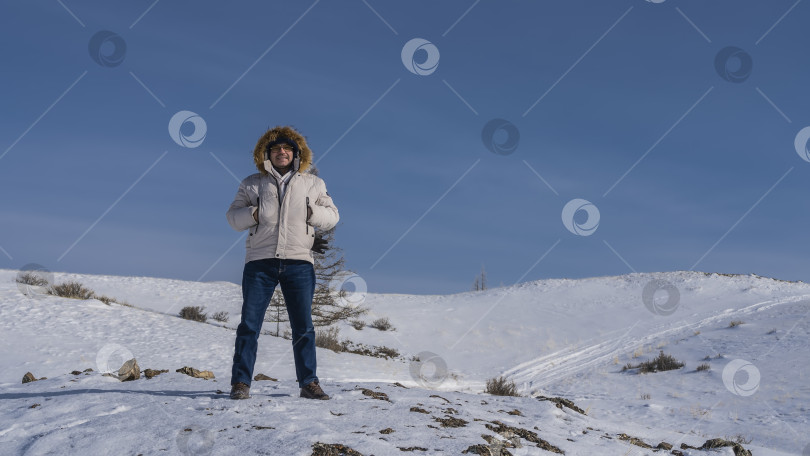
[311,233,328,254]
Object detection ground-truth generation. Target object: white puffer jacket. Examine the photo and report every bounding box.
[226,125,339,264]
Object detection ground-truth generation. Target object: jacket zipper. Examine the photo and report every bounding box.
[259,173,304,253]
[306,196,310,234]
[276,174,292,226]
[273,174,296,246]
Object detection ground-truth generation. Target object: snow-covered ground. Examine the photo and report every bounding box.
[1,268,808,455]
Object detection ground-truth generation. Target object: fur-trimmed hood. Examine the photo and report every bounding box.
[252,125,313,175]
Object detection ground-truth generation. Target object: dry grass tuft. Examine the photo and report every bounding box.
[369,317,394,331]
[485,376,520,397]
[179,306,207,323]
[49,282,95,300]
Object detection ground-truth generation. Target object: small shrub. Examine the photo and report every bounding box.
[690,406,711,418]
[370,317,394,331]
[49,282,95,300]
[729,320,744,328]
[374,346,399,359]
[766,328,777,335]
[485,376,520,397]
[693,330,701,336]
[625,351,685,374]
[350,319,365,330]
[211,311,229,323]
[696,363,711,372]
[315,327,345,353]
[95,295,115,305]
[92,294,128,306]
[638,351,684,373]
[725,434,752,445]
[179,306,207,323]
[16,272,49,287]
[640,393,651,400]
[342,342,400,359]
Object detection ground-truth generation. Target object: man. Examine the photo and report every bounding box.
[226,125,339,400]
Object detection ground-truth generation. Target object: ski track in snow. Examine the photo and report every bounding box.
[505,294,810,390]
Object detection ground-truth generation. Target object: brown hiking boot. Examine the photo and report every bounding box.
[230,382,250,400]
[300,380,330,400]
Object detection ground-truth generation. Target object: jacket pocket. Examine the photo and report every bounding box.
[305,197,310,235]
[248,197,259,247]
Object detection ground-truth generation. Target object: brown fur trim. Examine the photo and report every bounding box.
[252,125,313,174]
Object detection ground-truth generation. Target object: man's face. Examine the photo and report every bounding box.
[269,144,294,169]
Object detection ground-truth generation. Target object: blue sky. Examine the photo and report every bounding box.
[1,0,809,294]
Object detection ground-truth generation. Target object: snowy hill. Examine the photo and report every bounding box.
[0,269,807,455]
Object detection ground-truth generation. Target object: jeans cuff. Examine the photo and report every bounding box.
[231,377,251,387]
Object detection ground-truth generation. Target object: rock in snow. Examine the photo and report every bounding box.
[176,366,215,379]
[117,359,140,382]
[143,368,169,379]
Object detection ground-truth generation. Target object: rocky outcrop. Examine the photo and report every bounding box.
[144,369,169,379]
[681,438,752,456]
[359,388,390,402]
[434,415,468,428]
[100,360,140,381]
[536,395,586,415]
[22,372,46,383]
[253,373,277,381]
[118,359,140,382]
[485,421,564,454]
[70,368,93,375]
[311,442,363,456]
[176,366,214,379]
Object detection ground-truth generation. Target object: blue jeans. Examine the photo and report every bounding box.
[230,258,318,388]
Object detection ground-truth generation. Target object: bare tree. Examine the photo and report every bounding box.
[264,164,367,328]
[473,264,487,291]
[264,289,289,336]
[310,225,367,326]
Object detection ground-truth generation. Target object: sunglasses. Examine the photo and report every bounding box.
[268,144,295,154]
